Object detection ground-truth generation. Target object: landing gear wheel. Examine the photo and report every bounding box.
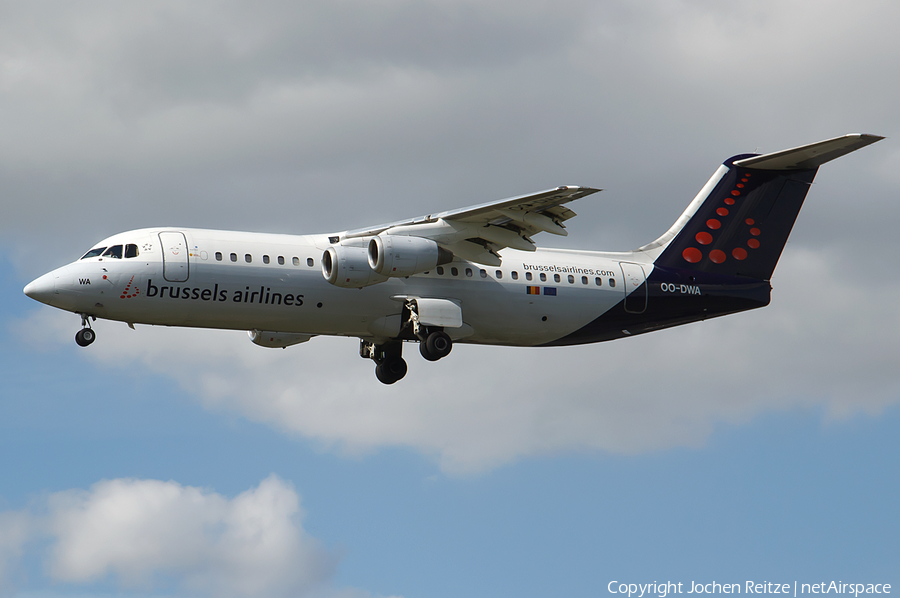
[420,331,452,361]
[75,328,95,347]
[375,357,408,385]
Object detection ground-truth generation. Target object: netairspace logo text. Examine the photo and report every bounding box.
[608,582,892,598]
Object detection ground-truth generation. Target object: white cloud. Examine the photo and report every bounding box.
[0,476,415,597]
[0,476,335,598]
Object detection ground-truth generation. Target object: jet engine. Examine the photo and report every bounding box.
[368,234,453,278]
[249,330,312,348]
[322,244,389,288]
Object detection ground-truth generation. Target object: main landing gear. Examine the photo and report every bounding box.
[406,299,453,363]
[361,301,455,384]
[75,313,96,347]
[360,339,408,385]
[419,330,452,361]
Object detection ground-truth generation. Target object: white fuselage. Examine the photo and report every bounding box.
[29,227,651,347]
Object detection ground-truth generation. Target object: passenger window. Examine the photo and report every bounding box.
[512,271,519,280]
[553,274,560,283]
[539,273,546,282]
[480,269,487,278]
[495,270,503,279]
[581,276,588,285]
[230,253,237,262]
[278,256,285,265]
[292,257,300,266]
[245,254,252,263]
[81,247,107,259]
[465,268,472,277]
[437,266,444,275]
[568,275,574,284]
[595,277,602,286]
[216,252,223,261]
[609,278,616,287]
[263,255,270,264]
[525,272,532,281]
[125,244,139,258]
[451,267,459,276]
[307,258,314,267]
[102,245,123,259]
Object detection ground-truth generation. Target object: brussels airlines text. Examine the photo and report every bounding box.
[145,279,304,306]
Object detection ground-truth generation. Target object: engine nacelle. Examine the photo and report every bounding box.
[249,330,312,348]
[322,244,389,288]
[368,234,453,278]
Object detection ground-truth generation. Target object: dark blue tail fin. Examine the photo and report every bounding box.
[651,134,883,281]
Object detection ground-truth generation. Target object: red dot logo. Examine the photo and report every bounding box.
[748,239,760,249]
[750,228,761,236]
[717,207,729,216]
[724,198,735,205]
[707,219,721,230]
[732,247,748,260]
[709,249,726,264]
[731,190,741,196]
[745,218,755,225]
[683,247,702,263]
[695,232,713,245]
[736,183,744,188]
[119,275,140,300]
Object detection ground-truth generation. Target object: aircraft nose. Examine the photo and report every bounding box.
[23,272,57,304]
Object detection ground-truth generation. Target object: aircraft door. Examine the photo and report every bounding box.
[159,231,189,282]
[620,262,647,313]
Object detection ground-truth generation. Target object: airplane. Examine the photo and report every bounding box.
[24,134,883,384]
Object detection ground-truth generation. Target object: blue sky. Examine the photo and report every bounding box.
[2,2,899,597]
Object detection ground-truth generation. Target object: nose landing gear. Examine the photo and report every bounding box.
[75,313,96,347]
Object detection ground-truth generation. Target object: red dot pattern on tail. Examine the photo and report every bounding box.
[682,170,763,265]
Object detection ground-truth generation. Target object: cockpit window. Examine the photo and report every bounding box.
[102,245,123,259]
[81,247,107,259]
[124,244,139,258]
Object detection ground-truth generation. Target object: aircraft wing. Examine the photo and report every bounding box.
[343,186,601,265]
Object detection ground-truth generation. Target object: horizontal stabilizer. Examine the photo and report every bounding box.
[734,133,884,170]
